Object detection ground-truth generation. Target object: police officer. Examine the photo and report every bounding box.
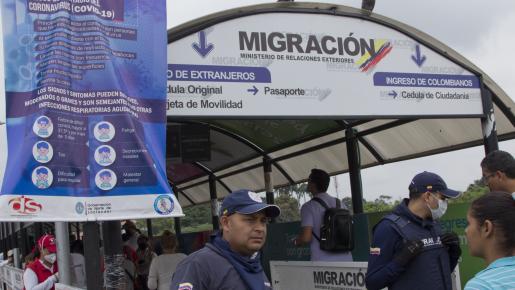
[170,189,280,290]
[366,171,462,290]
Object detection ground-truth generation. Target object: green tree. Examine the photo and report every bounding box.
[135,218,174,236]
[363,195,399,213]
[135,203,214,236]
[275,183,310,201]
[342,196,353,211]
[273,194,301,222]
[182,203,211,228]
[450,179,488,204]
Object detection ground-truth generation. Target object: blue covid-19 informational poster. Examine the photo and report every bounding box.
[0,0,182,221]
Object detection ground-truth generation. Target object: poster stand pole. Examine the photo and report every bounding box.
[83,222,102,289]
[55,221,71,284]
[102,221,123,290]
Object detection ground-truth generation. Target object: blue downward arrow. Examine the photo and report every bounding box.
[411,44,426,67]
[388,91,397,98]
[192,31,214,58]
[247,86,259,95]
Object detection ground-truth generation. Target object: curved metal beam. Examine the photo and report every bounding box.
[168,179,196,205]
[335,120,385,163]
[172,119,419,194]
[193,162,232,193]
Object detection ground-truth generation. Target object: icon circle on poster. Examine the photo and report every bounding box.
[154,195,175,215]
[32,141,53,163]
[95,145,116,166]
[75,202,85,215]
[94,121,115,142]
[31,166,53,189]
[95,169,117,191]
[33,116,53,138]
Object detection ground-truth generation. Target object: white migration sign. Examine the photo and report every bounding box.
[167,13,483,118]
[270,261,368,290]
[270,260,461,290]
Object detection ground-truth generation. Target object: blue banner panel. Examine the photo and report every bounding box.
[0,0,183,221]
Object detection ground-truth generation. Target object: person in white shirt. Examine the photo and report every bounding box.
[70,240,86,288]
[294,168,353,261]
[147,230,186,290]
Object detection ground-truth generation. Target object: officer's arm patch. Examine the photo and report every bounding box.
[370,247,381,255]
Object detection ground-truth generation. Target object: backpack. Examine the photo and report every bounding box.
[312,197,354,252]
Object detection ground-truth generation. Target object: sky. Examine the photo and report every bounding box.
[0,0,514,202]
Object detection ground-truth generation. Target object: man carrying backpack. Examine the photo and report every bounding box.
[293,168,353,261]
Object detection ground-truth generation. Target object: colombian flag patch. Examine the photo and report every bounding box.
[370,247,381,255]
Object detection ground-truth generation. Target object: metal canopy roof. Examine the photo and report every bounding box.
[166,3,515,207]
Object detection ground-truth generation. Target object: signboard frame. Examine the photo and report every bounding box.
[166,4,487,120]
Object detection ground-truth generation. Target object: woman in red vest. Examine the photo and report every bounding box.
[23,234,59,290]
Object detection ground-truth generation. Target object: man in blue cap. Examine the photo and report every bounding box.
[366,171,462,290]
[171,189,280,290]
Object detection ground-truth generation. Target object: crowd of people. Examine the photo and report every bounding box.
[1,149,513,290]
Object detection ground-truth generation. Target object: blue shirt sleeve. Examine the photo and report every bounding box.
[365,220,406,290]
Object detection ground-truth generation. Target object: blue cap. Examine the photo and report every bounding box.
[409,171,461,198]
[220,189,281,218]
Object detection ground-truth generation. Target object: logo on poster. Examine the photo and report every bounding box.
[154,195,174,215]
[8,196,42,214]
[75,202,85,214]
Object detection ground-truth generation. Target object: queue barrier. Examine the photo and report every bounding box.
[270,261,461,290]
[55,283,85,290]
[0,265,23,290]
[0,265,85,290]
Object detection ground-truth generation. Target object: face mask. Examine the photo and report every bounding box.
[427,194,448,220]
[44,253,57,264]
[138,243,147,249]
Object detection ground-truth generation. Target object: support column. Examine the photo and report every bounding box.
[10,223,17,249]
[146,219,153,239]
[346,127,370,262]
[68,223,73,239]
[75,222,81,240]
[20,225,29,258]
[83,222,102,290]
[2,223,8,256]
[1,223,5,256]
[263,157,275,223]
[346,128,364,214]
[34,222,43,240]
[209,174,219,231]
[6,223,12,251]
[172,185,184,253]
[55,222,72,284]
[10,223,21,268]
[102,221,124,290]
[480,87,499,154]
